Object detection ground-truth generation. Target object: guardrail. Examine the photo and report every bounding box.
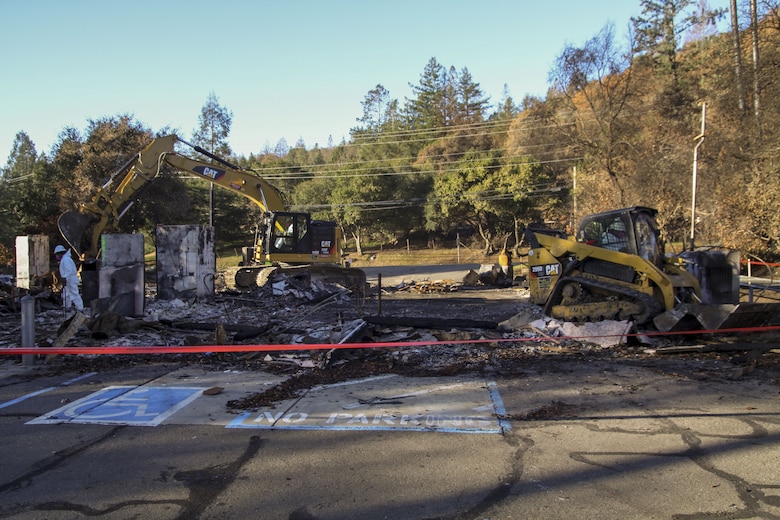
[739,259,780,302]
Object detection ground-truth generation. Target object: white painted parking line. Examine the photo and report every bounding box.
[27,386,203,426]
[227,375,510,434]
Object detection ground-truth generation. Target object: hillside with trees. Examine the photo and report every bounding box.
[1,0,779,268]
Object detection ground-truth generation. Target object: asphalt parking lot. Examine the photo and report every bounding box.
[1,353,779,519]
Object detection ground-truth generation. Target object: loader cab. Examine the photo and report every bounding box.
[577,207,663,266]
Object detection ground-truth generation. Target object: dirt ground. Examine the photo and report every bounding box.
[2,271,780,413]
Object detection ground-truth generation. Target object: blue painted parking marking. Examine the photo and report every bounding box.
[0,372,97,410]
[21,373,511,434]
[27,386,204,426]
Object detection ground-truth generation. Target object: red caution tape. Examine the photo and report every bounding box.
[1,340,474,356]
[1,324,779,356]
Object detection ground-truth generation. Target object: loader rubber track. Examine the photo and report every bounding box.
[544,276,663,324]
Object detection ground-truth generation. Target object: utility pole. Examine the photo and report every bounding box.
[690,103,706,251]
[571,165,577,233]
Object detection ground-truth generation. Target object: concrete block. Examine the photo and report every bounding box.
[92,291,138,317]
[98,264,144,316]
[81,259,99,307]
[100,234,144,268]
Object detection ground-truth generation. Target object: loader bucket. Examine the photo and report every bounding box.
[58,211,98,255]
[654,302,780,332]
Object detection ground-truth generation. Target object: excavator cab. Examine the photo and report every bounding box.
[268,213,307,254]
[235,210,363,293]
[263,212,340,262]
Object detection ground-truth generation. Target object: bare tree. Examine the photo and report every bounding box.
[750,0,763,139]
[549,23,636,205]
[731,0,747,116]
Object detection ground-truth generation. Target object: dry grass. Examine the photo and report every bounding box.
[348,246,491,267]
[212,244,501,270]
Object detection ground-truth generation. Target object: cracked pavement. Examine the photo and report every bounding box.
[0,354,779,519]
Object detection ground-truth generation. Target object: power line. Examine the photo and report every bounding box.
[292,180,572,213]
[2,172,35,184]
[234,113,616,183]
[260,155,583,181]
[241,114,586,171]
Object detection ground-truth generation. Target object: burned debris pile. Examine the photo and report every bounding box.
[1,265,779,401]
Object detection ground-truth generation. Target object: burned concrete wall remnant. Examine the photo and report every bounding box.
[15,235,49,289]
[156,225,215,301]
[96,234,145,316]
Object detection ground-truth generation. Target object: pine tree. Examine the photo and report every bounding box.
[0,132,38,247]
[192,92,233,227]
[355,84,392,133]
[405,57,448,130]
[631,0,724,90]
[456,67,490,123]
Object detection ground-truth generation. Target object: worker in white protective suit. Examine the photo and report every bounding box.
[53,245,84,312]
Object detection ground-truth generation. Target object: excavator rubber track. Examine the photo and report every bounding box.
[544,276,663,325]
[235,264,367,297]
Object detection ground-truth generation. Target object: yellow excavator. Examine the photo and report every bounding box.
[526,207,778,331]
[57,134,365,292]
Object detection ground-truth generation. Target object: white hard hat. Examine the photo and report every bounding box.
[54,245,67,254]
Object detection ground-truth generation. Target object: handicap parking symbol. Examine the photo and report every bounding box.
[28,386,204,426]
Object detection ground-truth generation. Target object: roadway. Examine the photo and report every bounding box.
[359,263,482,286]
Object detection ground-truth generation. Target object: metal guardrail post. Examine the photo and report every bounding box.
[377,273,382,317]
[21,295,35,366]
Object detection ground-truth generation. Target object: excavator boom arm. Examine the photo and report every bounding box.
[161,153,284,213]
[59,135,286,257]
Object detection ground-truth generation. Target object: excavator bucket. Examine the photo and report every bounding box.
[58,211,98,255]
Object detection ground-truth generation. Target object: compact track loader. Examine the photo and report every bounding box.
[525,207,778,331]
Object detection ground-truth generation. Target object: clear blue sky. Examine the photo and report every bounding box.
[0,0,730,164]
